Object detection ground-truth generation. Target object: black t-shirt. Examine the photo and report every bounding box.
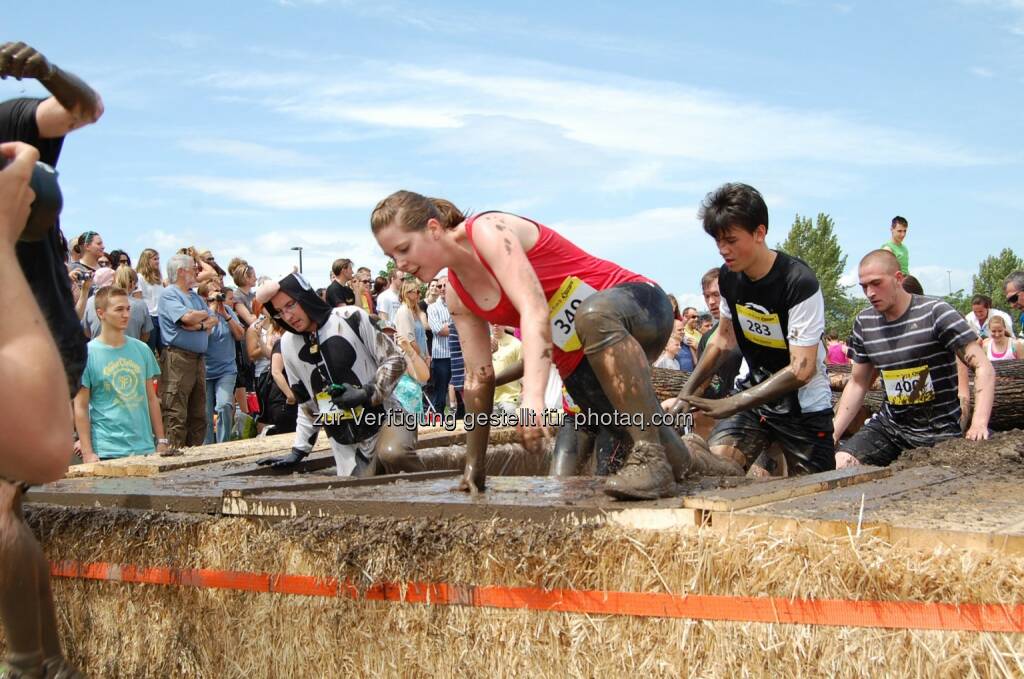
[697,322,743,399]
[0,97,85,396]
[718,251,832,415]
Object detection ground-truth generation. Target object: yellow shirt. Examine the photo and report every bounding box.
[492,333,523,406]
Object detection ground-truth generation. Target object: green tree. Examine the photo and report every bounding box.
[777,213,862,336]
[941,289,972,317]
[378,259,396,280]
[971,247,1023,322]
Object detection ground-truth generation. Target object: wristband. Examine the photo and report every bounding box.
[157,438,169,445]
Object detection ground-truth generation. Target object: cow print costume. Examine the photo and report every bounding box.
[258,274,406,475]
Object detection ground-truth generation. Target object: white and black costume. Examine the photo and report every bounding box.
[257,274,411,475]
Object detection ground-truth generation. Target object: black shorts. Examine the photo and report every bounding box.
[708,407,835,474]
[563,281,673,434]
[838,415,959,467]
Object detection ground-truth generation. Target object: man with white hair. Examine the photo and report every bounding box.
[1004,271,1024,337]
[254,272,420,475]
[157,253,213,449]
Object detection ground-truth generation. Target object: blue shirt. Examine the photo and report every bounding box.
[204,306,239,380]
[82,337,161,458]
[158,286,209,354]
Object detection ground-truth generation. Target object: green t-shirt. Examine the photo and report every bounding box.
[82,337,161,458]
[882,240,909,274]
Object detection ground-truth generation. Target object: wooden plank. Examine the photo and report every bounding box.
[683,465,892,512]
[65,426,520,479]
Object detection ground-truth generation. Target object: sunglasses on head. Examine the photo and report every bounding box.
[1008,292,1020,305]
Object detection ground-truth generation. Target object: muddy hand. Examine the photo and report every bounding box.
[686,395,738,421]
[0,42,53,80]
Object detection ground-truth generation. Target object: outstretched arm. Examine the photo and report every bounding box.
[0,42,104,137]
[956,342,994,440]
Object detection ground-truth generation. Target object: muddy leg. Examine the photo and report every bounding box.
[0,482,44,677]
[681,434,745,476]
[373,424,423,474]
[549,422,595,476]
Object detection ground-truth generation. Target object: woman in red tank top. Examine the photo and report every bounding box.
[371,190,698,500]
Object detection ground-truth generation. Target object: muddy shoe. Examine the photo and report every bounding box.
[604,441,676,500]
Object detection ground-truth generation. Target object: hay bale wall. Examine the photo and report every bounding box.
[18,506,1024,678]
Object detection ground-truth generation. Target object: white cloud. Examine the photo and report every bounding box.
[553,206,701,247]
[971,66,996,78]
[158,176,394,210]
[200,61,989,168]
[178,137,319,167]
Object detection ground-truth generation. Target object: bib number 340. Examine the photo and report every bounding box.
[548,277,598,352]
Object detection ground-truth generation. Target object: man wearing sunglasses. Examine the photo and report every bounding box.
[1005,271,1024,337]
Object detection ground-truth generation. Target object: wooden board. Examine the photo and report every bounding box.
[66,425,519,479]
[709,466,1024,555]
[684,465,892,512]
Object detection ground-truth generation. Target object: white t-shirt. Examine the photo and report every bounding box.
[965,308,1015,339]
[376,288,401,322]
[138,278,165,316]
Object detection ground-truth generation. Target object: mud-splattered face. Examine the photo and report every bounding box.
[375,221,446,283]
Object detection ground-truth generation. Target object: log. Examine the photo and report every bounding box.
[651,360,1024,432]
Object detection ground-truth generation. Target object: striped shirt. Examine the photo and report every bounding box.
[849,295,977,439]
[427,300,452,359]
[449,322,465,390]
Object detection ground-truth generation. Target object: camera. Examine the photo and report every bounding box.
[6,159,63,242]
[210,292,226,302]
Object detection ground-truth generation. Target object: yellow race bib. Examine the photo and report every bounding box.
[315,391,362,421]
[735,305,786,349]
[548,276,598,352]
[880,366,934,405]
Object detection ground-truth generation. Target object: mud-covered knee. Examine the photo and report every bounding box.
[574,297,620,347]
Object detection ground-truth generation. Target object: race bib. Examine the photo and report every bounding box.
[315,391,361,420]
[547,277,598,352]
[735,305,786,349]
[881,366,934,405]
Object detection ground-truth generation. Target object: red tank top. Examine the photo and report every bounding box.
[447,212,650,378]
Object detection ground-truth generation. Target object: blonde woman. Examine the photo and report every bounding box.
[229,259,258,326]
[137,248,165,350]
[394,278,429,364]
[983,315,1020,362]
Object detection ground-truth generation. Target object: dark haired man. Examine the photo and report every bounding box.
[881,216,909,275]
[673,182,834,476]
[1003,271,1024,337]
[833,250,993,467]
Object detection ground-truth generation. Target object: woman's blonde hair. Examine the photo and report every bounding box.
[136,248,162,285]
[400,278,422,310]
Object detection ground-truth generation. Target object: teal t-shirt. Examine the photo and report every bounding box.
[82,336,161,458]
[882,240,909,275]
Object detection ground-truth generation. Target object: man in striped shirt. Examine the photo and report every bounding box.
[426,276,452,414]
[833,250,994,468]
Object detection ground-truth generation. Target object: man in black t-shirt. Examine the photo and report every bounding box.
[0,42,104,396]
[673,183,835,476]
[0,41,102,679]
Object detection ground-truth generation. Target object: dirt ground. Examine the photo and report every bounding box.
[891,428,1024,475]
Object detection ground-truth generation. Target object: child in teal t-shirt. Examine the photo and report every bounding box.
[81,336,161,458]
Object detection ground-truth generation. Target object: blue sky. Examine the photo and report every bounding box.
[6,0,1021,310]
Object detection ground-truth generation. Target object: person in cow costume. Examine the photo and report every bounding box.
[253,273,420,475]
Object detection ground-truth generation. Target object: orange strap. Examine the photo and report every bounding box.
[51,560,1024,633]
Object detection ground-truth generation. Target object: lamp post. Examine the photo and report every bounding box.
[946,270,952,296]
[291,246,304,274]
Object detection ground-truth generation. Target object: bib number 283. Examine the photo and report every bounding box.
[548,277,598,352]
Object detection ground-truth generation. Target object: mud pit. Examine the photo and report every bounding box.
[892,428,1024,476]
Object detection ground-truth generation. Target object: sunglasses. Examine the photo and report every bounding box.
[1008,293,1020,305]
[98,259,110,266]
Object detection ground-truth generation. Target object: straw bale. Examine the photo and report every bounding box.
[15,505,1024,677]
